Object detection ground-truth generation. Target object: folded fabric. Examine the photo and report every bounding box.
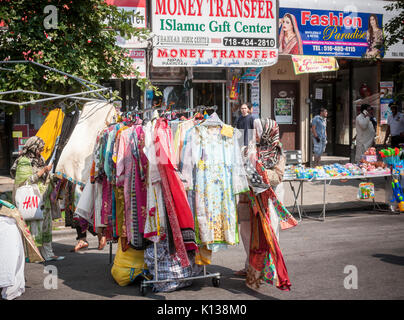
[55,101,116,185]
[36,108,65,161]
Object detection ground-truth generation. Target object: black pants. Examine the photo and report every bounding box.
[391,135,404,148]
[75,225,97,241]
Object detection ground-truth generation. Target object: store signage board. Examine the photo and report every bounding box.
[152,0,278,67]
[106,0,147,48]
[279,7,383,58]
[240,67,263,83]
[291,55,339,74]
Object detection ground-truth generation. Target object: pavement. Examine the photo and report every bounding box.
[2,170,404,301]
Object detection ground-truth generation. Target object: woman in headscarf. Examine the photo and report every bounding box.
[236,118,297,291]
[10,136,64,262]
[279,13,303,55]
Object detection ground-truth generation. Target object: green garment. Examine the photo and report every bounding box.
[13,156,52,246]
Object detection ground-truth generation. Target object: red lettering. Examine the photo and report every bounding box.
[258,0,264,18]
[269,50,277,58]
[247,50,253,58]
[250,0,258,18]
[212,50,219,58]
[23,196,30,209]
[167,0,177,15]
[262,51,268,58]
[216,0,225,17]
[180,49,188,57]
[190,49,196,58]
[320,15,329,26]
[225,0,236,17]
[178,0,186,15]
[157,49,168,58]
[195,0,203,16]
[197,49,205,58]
[237,50,245,58]
[244,0,251,18]
[254,51,260,58]
[170,49,178,57]
[266,0,274,19]
[155,0,166,15]
[229,50,236,58]
[234,0,243,17]
[301,11,311,25]
[220,50,227,58]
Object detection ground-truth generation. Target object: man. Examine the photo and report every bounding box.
[311,108,328,166]
[355,104,376,162]
[236,102,255,146]
[384,102,404,148]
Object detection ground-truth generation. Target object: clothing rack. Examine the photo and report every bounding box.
[139,242,221,295]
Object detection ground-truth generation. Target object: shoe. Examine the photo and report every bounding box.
[98,236,107,250]
[70,240,89,252]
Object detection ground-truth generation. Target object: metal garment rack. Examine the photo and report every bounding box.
[139,242,221,296]
[0,60,112,106]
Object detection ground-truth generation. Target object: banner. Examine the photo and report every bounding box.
[152,47,278,67]
[107,0,147,48]
[152,0,278,67]
[279,7,384,58]
[380,81,394,125]
[291,55,339,74]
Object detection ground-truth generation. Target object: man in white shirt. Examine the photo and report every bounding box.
[355,104,375,162]
[384,102,404,148]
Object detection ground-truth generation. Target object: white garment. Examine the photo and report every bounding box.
[0,216,25,300]
[387,112,404,137]
[75,179,94,222]
[355,113,375,162]
[55,101,116,184]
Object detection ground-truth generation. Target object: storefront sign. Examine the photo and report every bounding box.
[107,0,147,48]
[291,55,339,74]
[153,47,278,67]
[152,0,278,67]
[240,67,263,83]
[279,7,383,58]
[251,79,260,117]
[274,98,293,124]
[380,81,394,125]
[127,49,146,78]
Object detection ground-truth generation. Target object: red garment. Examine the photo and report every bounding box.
[154,118,197,267]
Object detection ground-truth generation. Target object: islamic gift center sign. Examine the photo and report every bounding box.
[152,0,278,67]
[278,7,384,58]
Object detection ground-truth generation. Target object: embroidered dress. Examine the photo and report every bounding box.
[181,125,249,250]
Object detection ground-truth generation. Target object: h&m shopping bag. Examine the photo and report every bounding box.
[15,183,44,221]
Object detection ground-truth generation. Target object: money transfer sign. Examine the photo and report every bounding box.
[279,7,384,58]
[152,0,278,67]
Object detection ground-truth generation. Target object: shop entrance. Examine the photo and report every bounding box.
[312,82,336,155]
[192,82,225,121]
[271,81,300,151]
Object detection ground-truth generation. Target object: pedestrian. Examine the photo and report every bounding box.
[235,102,255,147]
[10,136,64,262]
[311,108,328,166]
[236,118,296,280]
[355,104,376,162]
[384,102,404,148]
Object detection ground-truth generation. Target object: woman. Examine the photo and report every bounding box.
[236,118,298,290]
[365,14,383,59]
[279,13,303,55]
[0,199,44,300]
[10,136,64,262]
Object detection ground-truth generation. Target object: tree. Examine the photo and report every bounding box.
[0,0,155,114]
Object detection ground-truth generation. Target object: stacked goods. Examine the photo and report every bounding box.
[362,147,378,163]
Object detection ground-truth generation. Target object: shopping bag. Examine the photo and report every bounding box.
[15,183,44,221]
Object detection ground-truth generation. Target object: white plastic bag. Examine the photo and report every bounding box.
[15,184,44,221]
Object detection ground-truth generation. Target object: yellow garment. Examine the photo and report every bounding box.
[195,246,212,265]
[111,237,149,286]
[36,108,65,161]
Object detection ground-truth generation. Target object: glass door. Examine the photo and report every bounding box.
[192,82,225,121]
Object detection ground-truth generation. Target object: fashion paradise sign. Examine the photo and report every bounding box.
[152,0,278,67]
[279,7,384,58]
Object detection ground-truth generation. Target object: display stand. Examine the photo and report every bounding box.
[285,173,391,221]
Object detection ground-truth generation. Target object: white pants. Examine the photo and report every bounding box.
[0,216,25,300]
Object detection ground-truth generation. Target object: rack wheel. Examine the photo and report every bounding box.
[212,277,220,287]
[140,284,148,296]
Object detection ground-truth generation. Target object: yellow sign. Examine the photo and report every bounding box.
[291,55,339,75]
[12,131,22,138]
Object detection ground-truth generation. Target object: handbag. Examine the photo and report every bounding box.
[15,182,44,221]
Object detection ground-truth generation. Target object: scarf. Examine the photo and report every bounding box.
[255,118,282,169]
[10,136,46,179]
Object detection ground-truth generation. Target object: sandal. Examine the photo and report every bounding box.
[234,269,247,277]
[71,240,89,252]
[98,235,107,250]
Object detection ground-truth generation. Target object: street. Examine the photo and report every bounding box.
[18,210,404,300]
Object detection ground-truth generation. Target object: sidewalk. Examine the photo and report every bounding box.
[0,173,392,240]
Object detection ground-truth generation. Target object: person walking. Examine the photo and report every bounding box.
[311,108,328,166]
[10,136,64,262]
[384,102,404,148]
[236,102,255,147]
[355,104,376,162]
